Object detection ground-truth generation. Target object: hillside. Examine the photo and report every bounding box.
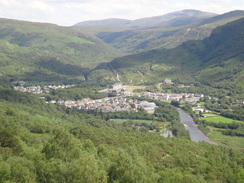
[73,10,244,53]
[92,18,244,90]
[0,88,243,183]
[0,18,121,84]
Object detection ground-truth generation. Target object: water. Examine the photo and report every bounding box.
[177,108,210,143]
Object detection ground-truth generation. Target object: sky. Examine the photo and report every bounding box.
[0,0,243,26]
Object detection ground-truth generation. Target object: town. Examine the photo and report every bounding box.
[13,81,206,113]
[140,92,204,104]
[13,82,75,94]
[48,92,204,113]
[49,97,158,113]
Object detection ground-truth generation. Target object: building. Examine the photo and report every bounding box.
[139,101,157,113]
[163,78,172,84]
[112,83,123,90]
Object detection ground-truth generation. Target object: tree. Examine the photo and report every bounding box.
[42,127,82,161]
[171,100,180,107]
[7,157,36,183]
[108,148,159,182]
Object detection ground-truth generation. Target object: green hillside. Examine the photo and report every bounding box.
[92,18,244,91]
[0,18,121,84]
[0,88,243,183]
[76,10,244,53]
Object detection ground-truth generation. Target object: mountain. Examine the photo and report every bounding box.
[74,9,216,29]
[0,18,121,84]
[1,13,243,87]
[92,18,244,89]
[74,18,132,28]
[73,10,244,53]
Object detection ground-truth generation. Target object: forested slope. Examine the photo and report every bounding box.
[94,18,244,91]
[0,18,120,84]
[0,89,243,183]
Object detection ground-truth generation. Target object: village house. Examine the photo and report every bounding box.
[100,105,113,113]
[163,78,172,84]
[112,82,123,89]
[160,130,173,137]
[139,101,157,113]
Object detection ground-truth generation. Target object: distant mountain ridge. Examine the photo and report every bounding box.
[74,9,216,28]
[73,10,244,53]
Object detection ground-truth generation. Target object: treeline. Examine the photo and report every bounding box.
[161,83,229,97]
[108,110,155,121]
[201,97,244,122]
[161,81,244,99]
[199,120,244,137]
[221,107,244,121]
[0,89,243,182]
[203,97,234,112]
[0,76,12,89]
[222,129,244,137]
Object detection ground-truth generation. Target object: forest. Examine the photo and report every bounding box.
[0,88,243,183]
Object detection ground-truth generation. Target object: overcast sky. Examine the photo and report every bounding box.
[0,0,243,26]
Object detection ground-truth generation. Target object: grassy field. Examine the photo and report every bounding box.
[207,127,244,148]
[111,119,153,124]
[121,85,147,92]
[160,100,171,103]
[202,113,219,117]
[200,114,243,123]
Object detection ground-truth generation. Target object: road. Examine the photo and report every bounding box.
[177,108,211,143]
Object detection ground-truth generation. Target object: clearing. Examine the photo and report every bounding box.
[200,114,243,123]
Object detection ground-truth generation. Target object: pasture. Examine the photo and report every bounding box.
[200,114,243,123]
[207,128,244,148]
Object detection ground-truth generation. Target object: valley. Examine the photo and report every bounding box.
[0,9,243,183]
[11,80,244,148]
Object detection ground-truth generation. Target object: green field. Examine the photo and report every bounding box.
[111,119,153,124]
[202,113,219,117]
[121,85,147,92]
[199,102,205,106]
[207,127,244,148]
[200,114,243,123]
[160,100,171,103]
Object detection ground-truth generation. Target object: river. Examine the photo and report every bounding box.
[177,108,210,143]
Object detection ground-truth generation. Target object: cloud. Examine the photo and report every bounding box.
[0,0,242,26]
[30,1,54,12]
